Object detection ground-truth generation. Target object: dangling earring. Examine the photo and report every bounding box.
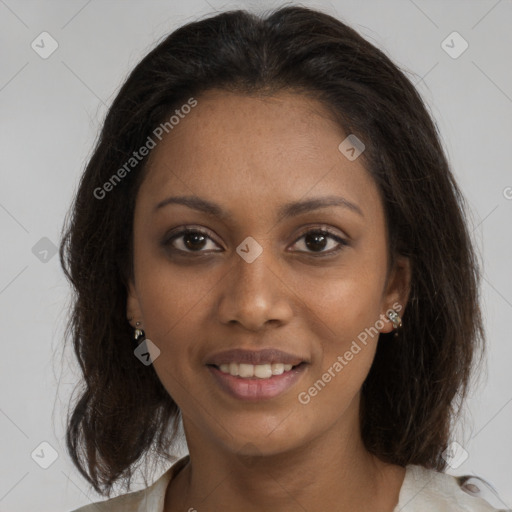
[134,321,145,343]
[386,309,402,336]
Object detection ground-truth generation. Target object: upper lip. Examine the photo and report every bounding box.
[206,348,307,367]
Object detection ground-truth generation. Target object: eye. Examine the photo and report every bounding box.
[163,227,221,254]
[162,226,348,256]
[290,228,348,256]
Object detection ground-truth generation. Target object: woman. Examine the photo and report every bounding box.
[61,5,509,511]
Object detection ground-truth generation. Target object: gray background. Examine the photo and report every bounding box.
[0,0,511,510]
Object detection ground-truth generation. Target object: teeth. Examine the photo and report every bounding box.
[217,362,295,379]
[271,363,285,375]
[239,363,255,378]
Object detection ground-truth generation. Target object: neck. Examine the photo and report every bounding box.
[165,403,405,511]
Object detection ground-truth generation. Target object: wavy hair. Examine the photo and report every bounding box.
[59,5,485,496]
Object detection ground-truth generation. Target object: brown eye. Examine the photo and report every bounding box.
[291,229,348,256]
[182,231,207,251]
[162,226,348,258]
[164,228,221,253]
[304,232,329,252]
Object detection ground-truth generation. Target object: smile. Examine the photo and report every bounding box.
[207,362,308,401]
[217,362,295,379]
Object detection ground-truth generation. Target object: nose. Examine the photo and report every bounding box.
[216,245,294,331]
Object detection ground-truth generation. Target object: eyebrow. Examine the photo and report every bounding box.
[154,194,364,219]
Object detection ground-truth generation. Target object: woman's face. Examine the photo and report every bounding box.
[128,90,410,457]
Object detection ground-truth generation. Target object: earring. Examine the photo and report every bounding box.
[387,309,402,330]
[134,321,145,342]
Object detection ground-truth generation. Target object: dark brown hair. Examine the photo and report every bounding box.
[59,5,485,496]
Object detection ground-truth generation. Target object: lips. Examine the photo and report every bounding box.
[208,363,308,400]
[205,348,309,400]
[206,348,307,367]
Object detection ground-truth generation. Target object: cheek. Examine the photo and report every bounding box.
[296,280,381,416]
[296,256,386,389]
[133,266,212,394]
[136,256,214,334]
[299,259,386,339]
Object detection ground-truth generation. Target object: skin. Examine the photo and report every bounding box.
[127,90,411,512]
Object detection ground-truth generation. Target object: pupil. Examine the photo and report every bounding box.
[184,232,206,250]
[305,233,327,252]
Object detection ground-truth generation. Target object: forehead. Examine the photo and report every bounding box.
[138,90,382,222]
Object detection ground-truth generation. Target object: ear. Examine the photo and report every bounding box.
[379,255,411,334]
[126,278,144,329]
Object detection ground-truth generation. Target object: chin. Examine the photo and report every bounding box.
[217,420,309,459]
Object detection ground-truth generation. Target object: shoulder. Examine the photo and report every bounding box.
[397,464,511,512]
[68,456,190,512]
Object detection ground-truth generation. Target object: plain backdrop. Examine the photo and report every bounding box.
[0,0,511,510]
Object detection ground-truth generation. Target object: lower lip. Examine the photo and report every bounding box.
[208,363,307,401]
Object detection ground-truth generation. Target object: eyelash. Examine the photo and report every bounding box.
[162,226,349,257]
